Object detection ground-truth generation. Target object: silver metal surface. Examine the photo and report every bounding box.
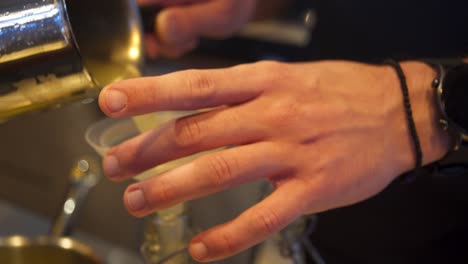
[0,156,103,263]
[0,58,257,264]
[50,156,102,239]
[0,0,143,121]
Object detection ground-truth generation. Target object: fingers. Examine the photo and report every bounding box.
[103,107,266,180]
[99,65,264,118]
[158,38,199,58]
[156,1,254,45]
[122,142,289,217]
[189,183,306,262]
[144,35,159,59]
[138,0,253,57]
[138,0,212,57]
[144,34,198,59]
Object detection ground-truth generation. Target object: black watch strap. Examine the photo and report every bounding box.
[431,61,468,150]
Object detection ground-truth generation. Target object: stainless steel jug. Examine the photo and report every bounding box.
[0,0,144,121]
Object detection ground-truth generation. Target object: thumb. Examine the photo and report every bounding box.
[157,0,254,45]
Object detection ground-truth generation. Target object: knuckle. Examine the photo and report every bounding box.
[251,207,283,236]
[259,60,285,71]
[184,70,216,103]
[263,100,302,128]
[260,61,288,75]
[147,178,175,206]
[222,109,242,127]
[220,232,237,256]
[206,154,237,188]
[173,117,203,148]
[256,61,292,90]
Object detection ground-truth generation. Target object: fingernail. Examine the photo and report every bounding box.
[190,242,208,260]
[103,155,120,178]
[104,89,127,113]
[127,189,146,212]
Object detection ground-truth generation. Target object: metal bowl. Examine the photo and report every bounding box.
[0,235,101,264]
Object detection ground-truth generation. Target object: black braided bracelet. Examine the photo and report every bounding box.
[385,59,423,180]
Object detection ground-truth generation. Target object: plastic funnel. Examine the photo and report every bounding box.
[85,117,139,157]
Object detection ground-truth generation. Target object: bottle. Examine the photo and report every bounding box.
[141,204,194,264]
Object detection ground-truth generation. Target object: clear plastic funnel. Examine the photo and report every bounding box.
[85,112,224,182]
[85,113,219,263]
[85,117,139,157]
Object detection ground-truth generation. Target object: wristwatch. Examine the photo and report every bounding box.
[433,62,468,150]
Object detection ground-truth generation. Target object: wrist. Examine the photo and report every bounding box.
[385,61,451,174]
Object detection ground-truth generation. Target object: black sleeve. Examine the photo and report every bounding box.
[310,0,468,62]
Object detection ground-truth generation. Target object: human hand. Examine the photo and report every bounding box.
[99,60,449,262]
[138,0,256,58]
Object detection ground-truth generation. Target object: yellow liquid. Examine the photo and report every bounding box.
[133,113,189,261]
[131,112,200,181]
[131,111,226,216]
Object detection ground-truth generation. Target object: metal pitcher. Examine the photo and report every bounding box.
[0,0,144,121]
